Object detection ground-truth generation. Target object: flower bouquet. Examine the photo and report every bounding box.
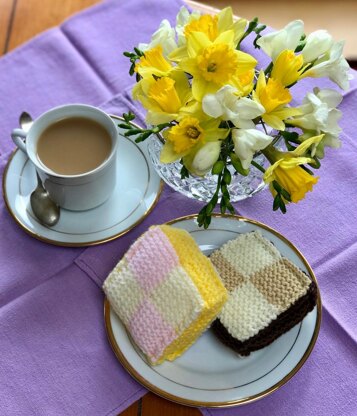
[121,7,352,228]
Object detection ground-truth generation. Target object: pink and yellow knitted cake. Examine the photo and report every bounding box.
[103,225,228,365]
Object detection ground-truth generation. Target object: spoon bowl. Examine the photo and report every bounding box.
[19,112,60,227]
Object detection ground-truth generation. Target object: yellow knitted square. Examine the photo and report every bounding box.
[159,225,228,362]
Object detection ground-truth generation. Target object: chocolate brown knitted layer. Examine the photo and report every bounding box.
[212,281,317,356]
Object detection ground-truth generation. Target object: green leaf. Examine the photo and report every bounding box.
[300,165,314,175]
[180,165,190,179]
[220,200,227,214]
[280,130,300,143]
[284,139,297,151]
[118,123,132,129]
[211,193,219,207]
[308,157,321,169]
[273,194,280,211]
[129,64,135,76]
[227,201,235,215]
[223,169,232,185]
[212,160,225,175]
[124,128,144,136]
[279,198,287,214]
[280,188,291,202]
[272,180,281,193]
[135,131,152,142]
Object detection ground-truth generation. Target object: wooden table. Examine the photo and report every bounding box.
[0,1,355,415]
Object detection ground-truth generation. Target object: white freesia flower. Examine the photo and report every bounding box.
[302,30,333,63]
[232,129,273,169]
[139,20,177,56]
[290,88,343,157]
[175,6,200,46]
[202,85,265,129]
[256,20,304,61]
[302,41,353,90]
[290,88,342,134]
[188,142,222,176]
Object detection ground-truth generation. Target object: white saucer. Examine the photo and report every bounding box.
[104,214,321,407]
[2,115,163,246]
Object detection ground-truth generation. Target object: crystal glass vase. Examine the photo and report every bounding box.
[147,137,268,203]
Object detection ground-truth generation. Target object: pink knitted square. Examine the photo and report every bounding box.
[126,227,179,292]
[129,299,177,362]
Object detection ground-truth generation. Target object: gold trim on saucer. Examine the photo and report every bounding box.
[104,213,322,408]
[2,116,163,247]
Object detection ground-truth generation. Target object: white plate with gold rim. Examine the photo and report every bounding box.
[104,214,321,407]
[2,116,162,247]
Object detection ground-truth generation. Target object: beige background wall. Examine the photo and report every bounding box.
[194,0,357,60]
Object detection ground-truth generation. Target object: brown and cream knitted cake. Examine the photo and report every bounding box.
[210,231,317,356]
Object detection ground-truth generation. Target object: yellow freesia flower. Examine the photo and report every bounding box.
[132,71,192,124]
[174,30,256,100]
[253,70,301,130]
[271,50,305,86]
[160,116,228,163]
[263,134,324,202]
[135,45,173,78]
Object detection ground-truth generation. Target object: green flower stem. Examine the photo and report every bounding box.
[250,160,266,173]
[262,144,278,164]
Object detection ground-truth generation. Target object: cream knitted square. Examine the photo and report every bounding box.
[211,231,312,342]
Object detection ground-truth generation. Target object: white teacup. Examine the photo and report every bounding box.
[11,104,118,211]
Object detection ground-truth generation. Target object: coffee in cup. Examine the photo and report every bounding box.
[37,117,112,176]
[11,104,119,211]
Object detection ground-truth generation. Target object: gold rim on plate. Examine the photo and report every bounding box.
[1,116,163,247]
[104,213,322,408]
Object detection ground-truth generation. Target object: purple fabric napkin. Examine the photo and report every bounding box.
[0,0,356,415]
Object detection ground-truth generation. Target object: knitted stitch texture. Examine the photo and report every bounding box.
[210,231,317,355]
[103,225,227,365]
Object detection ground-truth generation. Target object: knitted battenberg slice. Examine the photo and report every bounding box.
[103,225,228,365]
[210,231,317,356]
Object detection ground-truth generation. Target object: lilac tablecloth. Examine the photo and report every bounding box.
[0,1,356,415]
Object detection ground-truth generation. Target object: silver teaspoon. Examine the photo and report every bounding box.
[19,112,60,227]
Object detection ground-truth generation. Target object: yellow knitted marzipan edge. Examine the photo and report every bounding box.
[155,225,228,364]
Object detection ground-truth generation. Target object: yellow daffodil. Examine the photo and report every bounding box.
[184,7,247,45]
[173,7,247,61]
[271,50,306,86]
[231,69,255,96]
[263,134,324,202]
[184,14,219,41]
[253,70,301,130]
[160,116,228,163]
[132,71,191,124]
[173,30,256,100]
[135,45,173,78]
[267,162,318,203]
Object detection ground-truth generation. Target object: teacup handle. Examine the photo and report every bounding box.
[11,128,27,153]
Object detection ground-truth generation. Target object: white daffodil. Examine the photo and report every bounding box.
[139,20,178,56]
[175,6,200,46]
[302,30,333,63]
[232,128,273,169]
[290,88,342,135]
[302,41,353,90]
[256,20,304,61]
[202,85,265,129]
[184,141,222,176]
